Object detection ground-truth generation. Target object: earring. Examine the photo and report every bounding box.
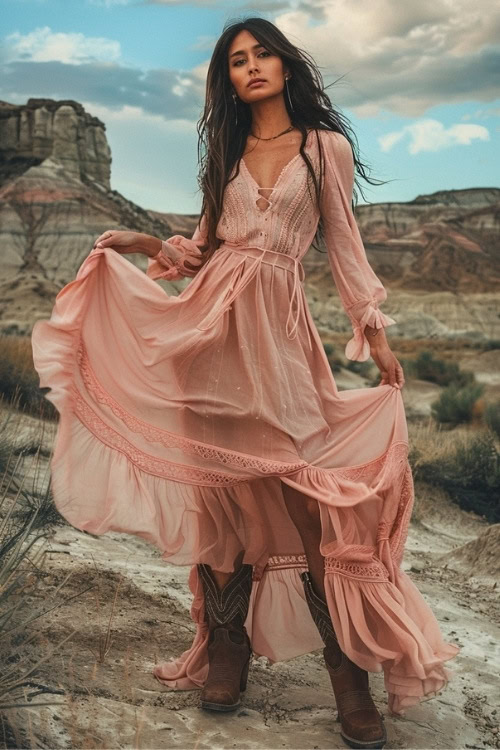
[232,92,238,125]
[285,76,294,112]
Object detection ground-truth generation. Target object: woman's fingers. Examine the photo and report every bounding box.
[93,230,118,248]
[397,364,405,388]
[372,350,405,389]
[92,231,143,254]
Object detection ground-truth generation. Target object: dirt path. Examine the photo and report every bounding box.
[5,478,500,750]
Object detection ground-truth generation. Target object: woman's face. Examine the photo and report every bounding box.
[228,30,288,104]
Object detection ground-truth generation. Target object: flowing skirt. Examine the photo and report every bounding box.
[31,244,459,714]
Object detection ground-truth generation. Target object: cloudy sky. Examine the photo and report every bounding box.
[1,0,499,213]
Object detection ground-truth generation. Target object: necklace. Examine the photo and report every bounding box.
[250,125,294,141]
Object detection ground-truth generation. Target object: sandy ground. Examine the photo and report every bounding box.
[3,477,499,750]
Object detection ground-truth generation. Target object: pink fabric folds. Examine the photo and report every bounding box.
[146,216,206,281]
[319,130,397,360]
[31,126,458,718]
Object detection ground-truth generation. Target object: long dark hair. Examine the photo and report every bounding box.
[186,16,385,272]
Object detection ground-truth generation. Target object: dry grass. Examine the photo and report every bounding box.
[0,337,33,375]
[408,418,485,466]
[408,417,500,523]
[0,335,57,421]
[0,405,76,746]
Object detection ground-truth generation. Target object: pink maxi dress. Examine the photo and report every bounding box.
[31,128,459,715]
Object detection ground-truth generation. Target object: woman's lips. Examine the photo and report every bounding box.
[248,80,266,88]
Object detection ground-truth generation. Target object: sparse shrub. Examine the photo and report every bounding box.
[411,350,475,387]
[484,400,500,439]
[431,382,485,426]
[413,430,500,523]
[0,407,71,716]
[482,339,500,351]
[0,335,57,420]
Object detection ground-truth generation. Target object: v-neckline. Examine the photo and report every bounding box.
[240,128,313,193]
[241,151,302,193]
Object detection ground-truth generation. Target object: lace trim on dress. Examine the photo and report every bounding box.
[332,441,408,482]
[72,386,246,486]
[324,556,389,582]
[266,553,308,570]
[251,553,308,582]
[76,342,309,477]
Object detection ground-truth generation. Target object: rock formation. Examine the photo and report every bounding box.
[0,99,178,334]
[0,98,111,188]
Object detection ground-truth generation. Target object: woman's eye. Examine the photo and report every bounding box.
[233,51,271,66]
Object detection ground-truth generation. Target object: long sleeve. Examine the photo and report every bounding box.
[319,130,396,361]
[146,213,207,282]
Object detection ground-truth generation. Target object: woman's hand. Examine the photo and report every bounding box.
[93,231,161,258]
[369,335,405,389]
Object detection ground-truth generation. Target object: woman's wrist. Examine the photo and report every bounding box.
[141,234,162,258]
[365,324,387,349]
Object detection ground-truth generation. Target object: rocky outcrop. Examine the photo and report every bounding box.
[303,188,500,294]
[0,98,111,188]
[355,187,500,241]
[0,99,179,334]
[303,188,500,342]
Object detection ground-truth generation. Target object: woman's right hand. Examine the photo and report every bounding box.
[93,231,161,258]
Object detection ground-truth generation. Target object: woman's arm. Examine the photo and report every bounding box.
[93,230,161,257]
[93,218,206,282]
[319,129,397,362]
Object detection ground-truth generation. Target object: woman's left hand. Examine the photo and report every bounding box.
[370,340,405,389]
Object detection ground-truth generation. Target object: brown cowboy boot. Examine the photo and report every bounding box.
[301,571,386,749]
[197,562,253,712]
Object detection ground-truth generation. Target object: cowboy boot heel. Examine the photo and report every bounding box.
[240,654,251,692]
[300,571,386,750]
[197,563,253,713]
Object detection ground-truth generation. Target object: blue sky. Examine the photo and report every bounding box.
[1,0,499,213]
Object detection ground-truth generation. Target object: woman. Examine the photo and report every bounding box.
[32,17,459,750]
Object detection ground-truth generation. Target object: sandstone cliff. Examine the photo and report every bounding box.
[0,99,177,334]
[0,98,111,188]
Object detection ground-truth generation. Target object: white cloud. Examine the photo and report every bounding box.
[378,130,405,152]
[81,102,197,135]
[379,119,490,154]
[5,26,121,65]
[273,0,500,115]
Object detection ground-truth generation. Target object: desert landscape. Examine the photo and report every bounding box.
[0,99,499,749]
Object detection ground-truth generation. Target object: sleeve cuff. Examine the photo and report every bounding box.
[146,248,182,281]
[345,300,397,361]
[146,235,204,282]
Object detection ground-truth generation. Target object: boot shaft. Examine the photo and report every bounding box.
[197,563,253,631]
